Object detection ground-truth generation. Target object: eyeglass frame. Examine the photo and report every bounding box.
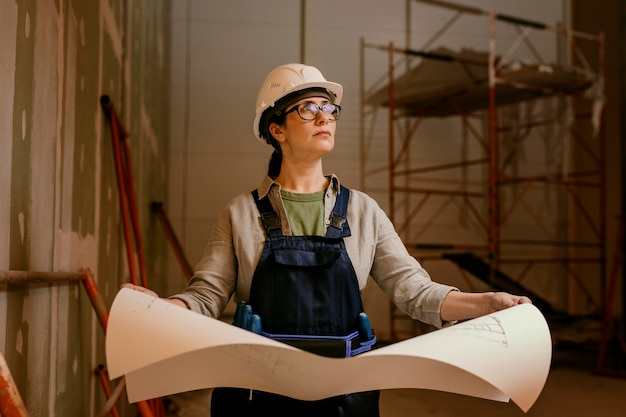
[283,101,342,121]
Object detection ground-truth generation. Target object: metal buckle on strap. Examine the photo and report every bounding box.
[261,213,281,231]
[329,214,346,230]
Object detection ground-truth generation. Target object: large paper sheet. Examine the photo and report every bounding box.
[106,288,552,412]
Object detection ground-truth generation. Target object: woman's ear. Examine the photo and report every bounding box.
[269,123,286,142]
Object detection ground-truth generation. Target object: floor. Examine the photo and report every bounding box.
[377,334,626,417]
[379,368,626,417]
[165,342,626,416]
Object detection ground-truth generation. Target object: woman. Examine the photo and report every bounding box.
[127,63,531,416]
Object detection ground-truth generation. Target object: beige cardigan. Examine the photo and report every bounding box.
[171,174,457,328]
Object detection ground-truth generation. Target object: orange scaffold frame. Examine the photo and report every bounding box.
[360,0,607,342]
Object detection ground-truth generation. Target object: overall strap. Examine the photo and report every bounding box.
[252,186,352,239]
[326,185,351,238]
[251,189,283,238]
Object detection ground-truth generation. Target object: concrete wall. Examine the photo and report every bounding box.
[0,0,171,415]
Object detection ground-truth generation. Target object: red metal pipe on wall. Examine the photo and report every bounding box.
[119,120,149,286]
[100,96,141,286]
[95,365,121,417]
[0,270,158,417]
[0,353,29,417]
[151,201,193,280]
[99,95,164,416]
[0,269,108,330]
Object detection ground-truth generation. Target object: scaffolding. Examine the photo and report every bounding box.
[360,0,606,341]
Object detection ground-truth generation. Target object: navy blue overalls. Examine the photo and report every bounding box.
[211,186,379,417]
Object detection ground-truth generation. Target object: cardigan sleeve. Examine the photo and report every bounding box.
[350,190,458,328]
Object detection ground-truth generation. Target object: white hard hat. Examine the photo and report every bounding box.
[253,63,343,142]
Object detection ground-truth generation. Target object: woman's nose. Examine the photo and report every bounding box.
[315,111,330,123]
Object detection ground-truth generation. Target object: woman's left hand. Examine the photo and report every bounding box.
[489,292,532,312]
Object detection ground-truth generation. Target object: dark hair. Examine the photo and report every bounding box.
[267,145,282,178]
[262,110,286,178]
[259,109,287,145]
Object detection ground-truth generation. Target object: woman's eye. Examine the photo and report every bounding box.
[302,103,318,113]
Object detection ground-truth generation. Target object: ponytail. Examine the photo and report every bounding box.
[268,145,282,178]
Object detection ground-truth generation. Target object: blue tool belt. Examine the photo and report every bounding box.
[261,330,377,358]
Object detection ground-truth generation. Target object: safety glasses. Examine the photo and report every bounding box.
[284,102,341,121]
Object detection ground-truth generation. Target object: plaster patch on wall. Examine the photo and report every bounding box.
[141,104,159,157]
[53,285,70,393]
[54,0,89,275]
[54,229,98,272]
[0,0,17,350]
[101,0,123,62]
[24,11,30,38]
[21,109,26,140]
[0,0,18,272]
[79,17,85,46]
[54,0,66,268]
[60,6,76,235]
[106,216,112,256]
[16,327,23,354]
[49,285,59,409]
[73,354,78,375]
[23,289,49,414]
[30,0,59,269]
[18,212,25,243]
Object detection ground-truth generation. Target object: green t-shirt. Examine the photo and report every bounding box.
[280,189,326,236]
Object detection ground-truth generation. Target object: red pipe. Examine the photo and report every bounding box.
[0,270,159,416]
[81,268,109,330]
[136,401,157,417]
[94,376,127,417]
[95,365,120,417]
[0,353,29,417]
[100,95,140,286]
[120,130,149,287]
[99,96,164,416]
[151,202,193,280]
[0,270,108,331]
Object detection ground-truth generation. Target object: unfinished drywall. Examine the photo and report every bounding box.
[0,0,171,415]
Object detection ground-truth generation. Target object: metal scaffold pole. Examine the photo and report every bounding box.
[361,0,608,341]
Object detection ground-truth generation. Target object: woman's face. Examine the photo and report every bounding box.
[270,96,337,160]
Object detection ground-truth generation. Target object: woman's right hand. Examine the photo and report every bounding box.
[121,283,190,309]
[121,283,159,298]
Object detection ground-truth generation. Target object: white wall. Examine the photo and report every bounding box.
[168,0,566,338]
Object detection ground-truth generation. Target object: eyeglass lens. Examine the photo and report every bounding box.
[296,102,341,121]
